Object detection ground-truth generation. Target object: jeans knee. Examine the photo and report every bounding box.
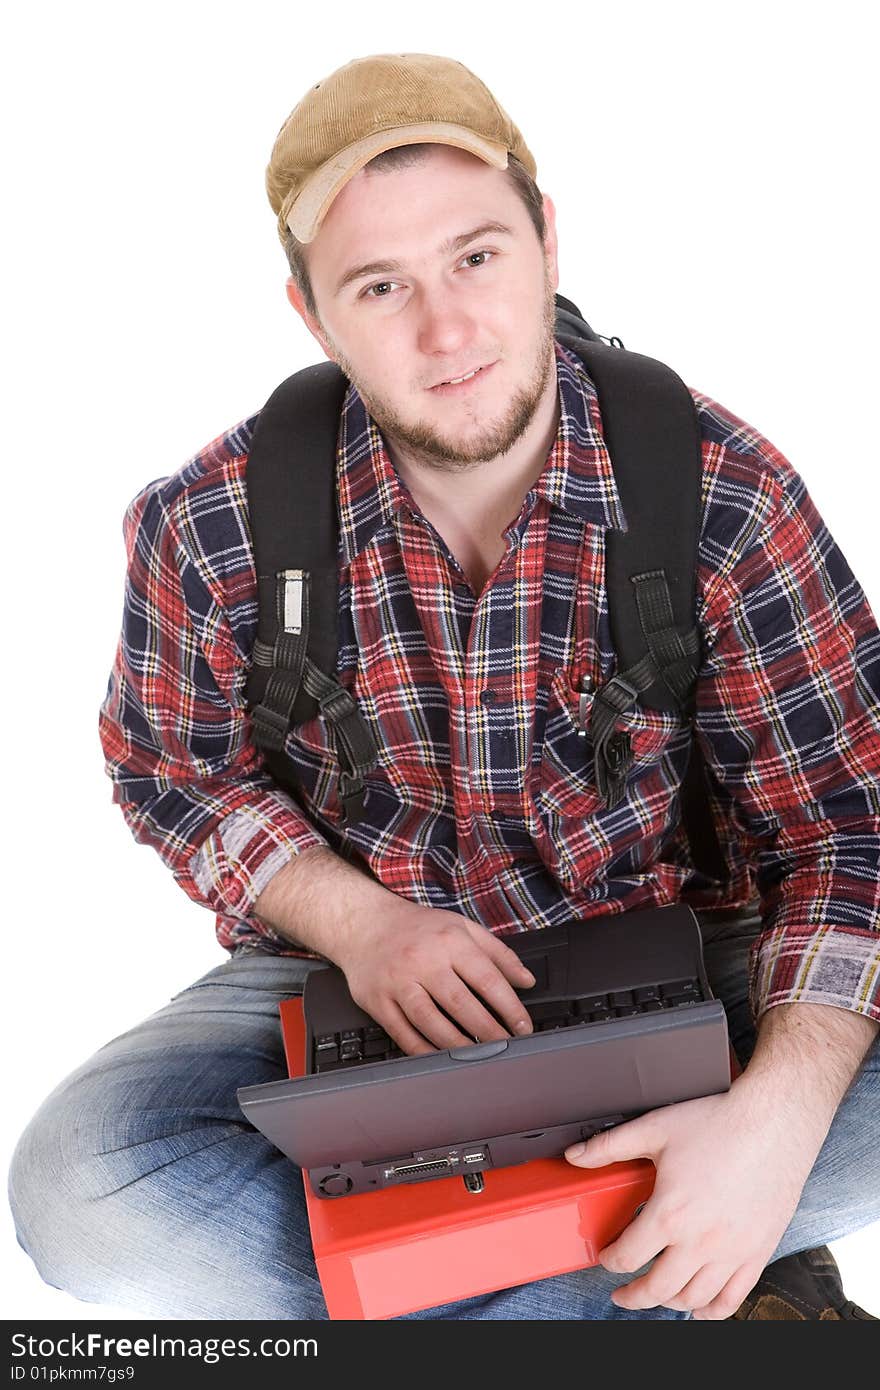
[7,1067,326,1319]
[8,1090,84,1291]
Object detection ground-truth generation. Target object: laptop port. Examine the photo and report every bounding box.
[386,1158,454,1180]
[463,1152,485,1164]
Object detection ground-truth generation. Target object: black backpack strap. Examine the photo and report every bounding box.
[244,361,379,825]
[557,319,728,881]
[556,335,704,713]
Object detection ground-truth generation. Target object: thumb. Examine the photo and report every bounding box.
[564,1116,657,1168]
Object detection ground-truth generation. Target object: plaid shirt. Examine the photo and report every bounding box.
[99,341,880,1026]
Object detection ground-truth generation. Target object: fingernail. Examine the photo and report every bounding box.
[521,969,536,984]
[567,1143,586,1159]
[515,1018,531,1033]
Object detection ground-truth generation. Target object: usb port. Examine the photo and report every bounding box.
[463,1152,485,1164]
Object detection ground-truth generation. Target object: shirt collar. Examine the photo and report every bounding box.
[336,338,627,566]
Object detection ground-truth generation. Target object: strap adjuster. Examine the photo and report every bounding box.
[251,701,291,752]
[605,730,632,775]
[318,685,358,724]
[594,675,640,720]
[338,771,367,824]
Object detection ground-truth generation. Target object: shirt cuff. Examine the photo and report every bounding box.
[749,922,880,1026]
[189,791,329,924]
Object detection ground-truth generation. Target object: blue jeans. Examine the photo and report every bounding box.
[7,908,880,1320]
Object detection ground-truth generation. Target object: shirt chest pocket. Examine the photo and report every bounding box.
[535,666,692,818]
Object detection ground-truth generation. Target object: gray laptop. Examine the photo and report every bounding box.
[237,904,731,1198]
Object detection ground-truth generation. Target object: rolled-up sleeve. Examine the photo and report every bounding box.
[695,421,880,1025]
[98,477,329,948]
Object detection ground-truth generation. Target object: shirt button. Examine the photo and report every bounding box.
[480,689,497,706]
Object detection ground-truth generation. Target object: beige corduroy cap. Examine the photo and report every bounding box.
[266,53,537,246]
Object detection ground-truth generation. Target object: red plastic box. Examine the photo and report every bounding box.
[281,998,660,1319]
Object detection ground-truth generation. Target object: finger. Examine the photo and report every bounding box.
[691,1262,765,1321]
[614,1257,727,1313]
[468,925,538,991]
[609,1246,707,1311]
[397,983,482,1051]
[370,995,443,1056]
[428,974,520,1044]
[597,1200,668,1285]
[663,1263,732,1314]
[455,952,535,1037]
[566,1113,660,1168]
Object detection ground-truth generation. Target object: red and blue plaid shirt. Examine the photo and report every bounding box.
[99,341,880,1026]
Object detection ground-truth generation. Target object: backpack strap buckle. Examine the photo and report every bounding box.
[589,675,639,808]
[250,701,293,752]
[302,663,378,825]
[338,771,368,825]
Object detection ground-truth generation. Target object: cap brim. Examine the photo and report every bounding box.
[282,122,509,244]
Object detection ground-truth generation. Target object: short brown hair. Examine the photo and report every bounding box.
[284,144,546,320]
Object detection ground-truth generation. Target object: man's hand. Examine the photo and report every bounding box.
[254,846,536,1051]
[563,1078,826,1319]
[334,905,536,1054]
[563,1000,877,1318]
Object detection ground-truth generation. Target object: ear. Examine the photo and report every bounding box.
[540,194,560,294]
[285,277,337,363]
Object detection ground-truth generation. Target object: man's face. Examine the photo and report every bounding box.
[286,145,560,472]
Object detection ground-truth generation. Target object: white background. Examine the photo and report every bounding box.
[3,0,878,1319]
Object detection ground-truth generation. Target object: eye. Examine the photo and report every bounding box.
[463,249,495,269]
[360,249,497,300]
[363,279,399,299]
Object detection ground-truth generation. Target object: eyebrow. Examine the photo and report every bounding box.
[333,221,516,297]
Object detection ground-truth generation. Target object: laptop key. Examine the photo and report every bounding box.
[634,985,661,1004]
[529,1001,569,1023]
[314,1054,346,1072]
[609,990,634,1009]
[578,994,610,1014]
[315,1035,339,1063]
[662,978,702,998]
[661,978,703,1006]
[340,1032,363,1062]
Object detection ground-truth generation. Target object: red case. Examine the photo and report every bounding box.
[281,997,663,1319]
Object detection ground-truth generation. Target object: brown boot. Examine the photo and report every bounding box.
[730,1245,877,1319]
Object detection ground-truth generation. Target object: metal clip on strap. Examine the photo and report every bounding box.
[250,571,311,754]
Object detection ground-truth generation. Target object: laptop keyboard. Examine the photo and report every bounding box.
[312,976,706,1073]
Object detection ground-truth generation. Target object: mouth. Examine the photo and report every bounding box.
[428,361,497,395]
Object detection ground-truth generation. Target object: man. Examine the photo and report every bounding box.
[8,53,879,1321]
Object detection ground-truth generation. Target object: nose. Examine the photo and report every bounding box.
[415,282,476,360]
